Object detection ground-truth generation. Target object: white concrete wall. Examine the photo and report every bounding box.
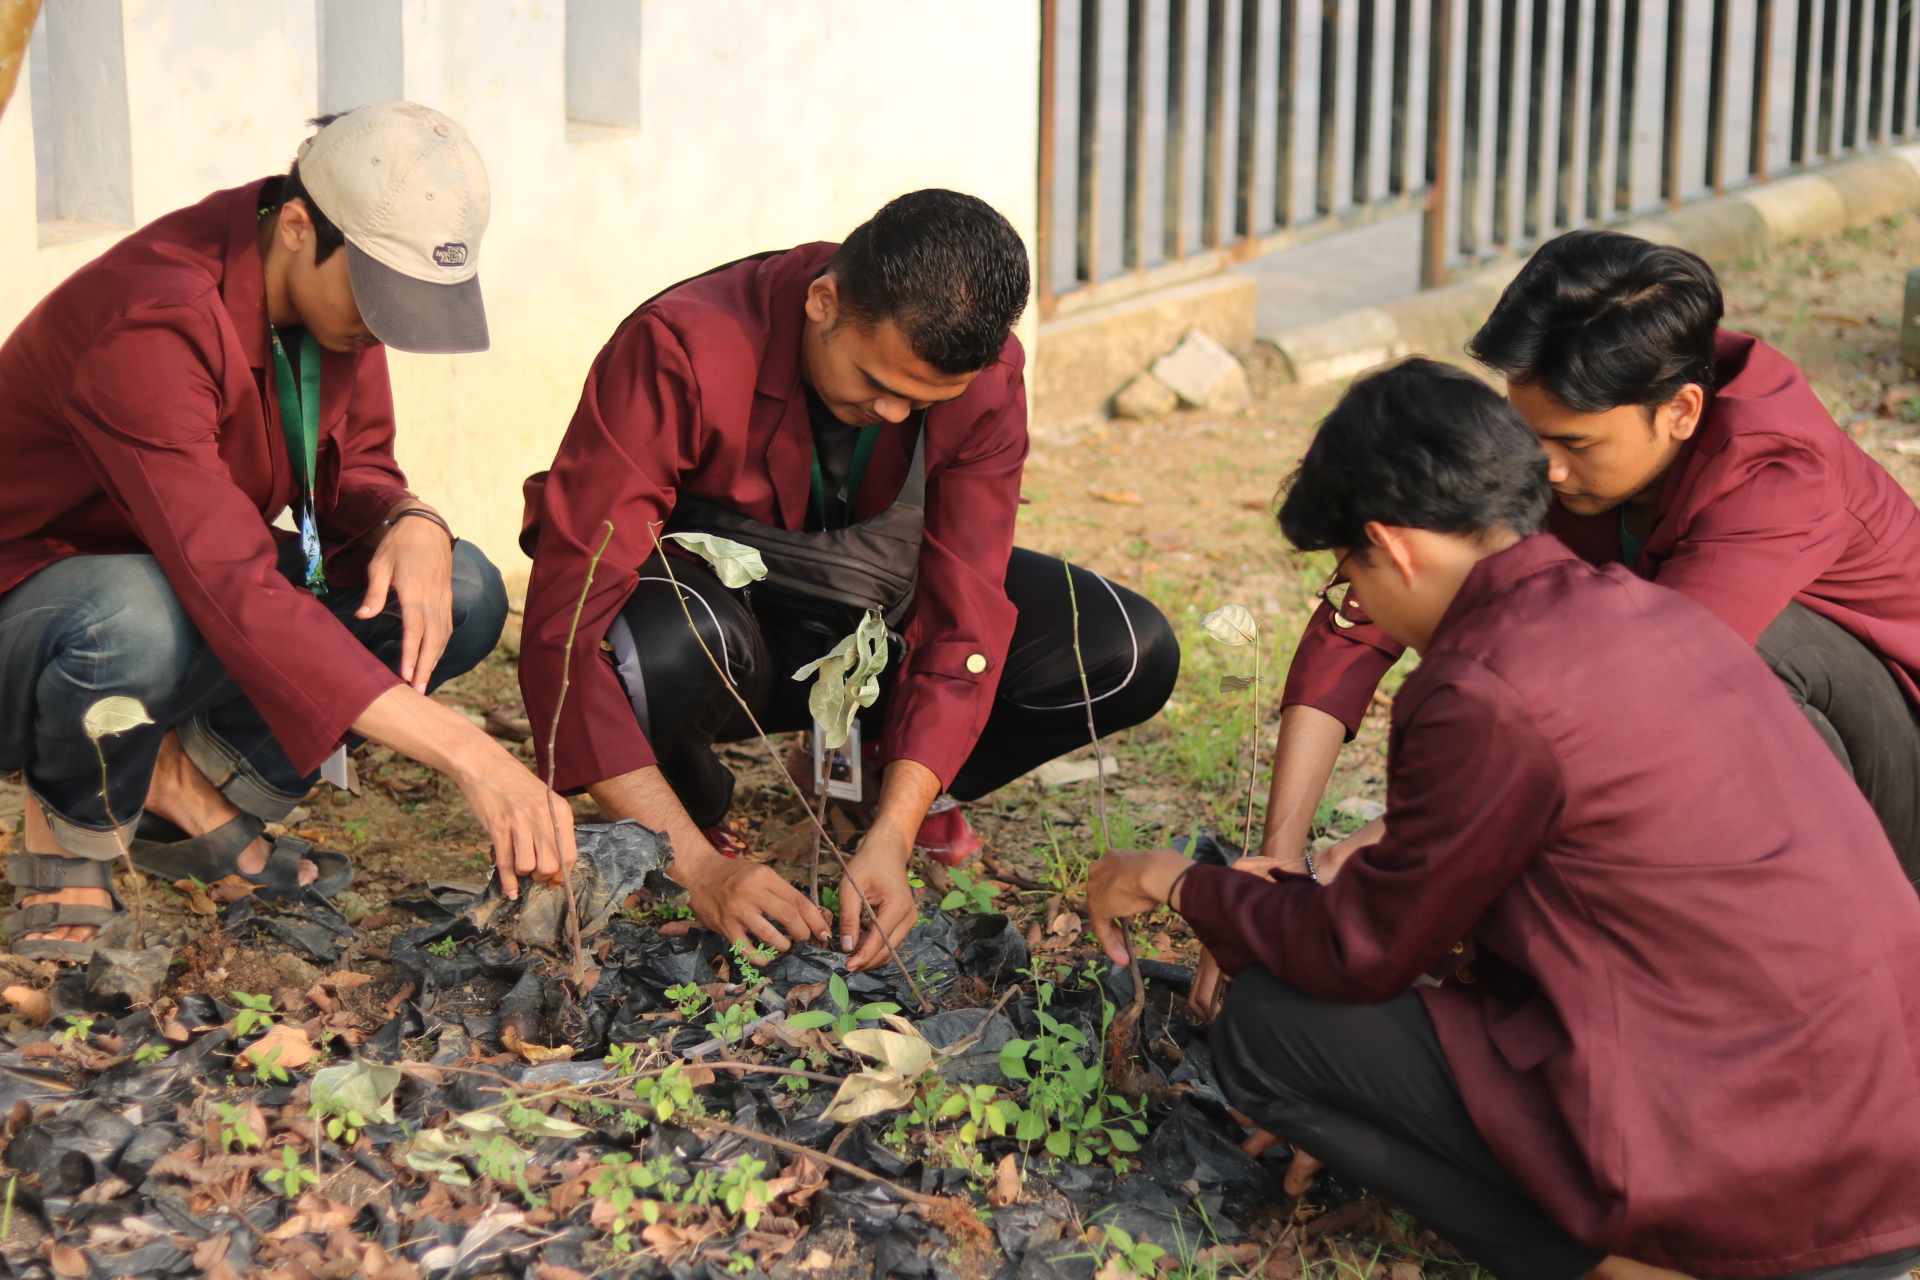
[0,0,1042,594]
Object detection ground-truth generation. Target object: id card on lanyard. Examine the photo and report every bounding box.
[268,326,328,595]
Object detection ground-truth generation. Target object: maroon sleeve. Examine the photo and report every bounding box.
[1278,597,1405,737]
[520,314,700,793]
[320,345,413,544]
[63,299,399,774]
[1648,436,1849,644]
[1181,657,1562,1002]
[882,342,1028,786]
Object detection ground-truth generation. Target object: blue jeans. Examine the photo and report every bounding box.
[0,541,507,859]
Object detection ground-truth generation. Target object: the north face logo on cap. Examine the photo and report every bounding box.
[432,242,469,267]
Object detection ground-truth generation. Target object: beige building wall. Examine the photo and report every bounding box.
[0,0,1041,595]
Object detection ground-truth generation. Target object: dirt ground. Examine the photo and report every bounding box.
[2,213,1917,1279]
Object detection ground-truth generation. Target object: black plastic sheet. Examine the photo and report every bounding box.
[953,914,1029,987]
[223,890,357,962]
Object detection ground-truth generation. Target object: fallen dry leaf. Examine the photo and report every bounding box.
[207,875,258,905]
[536,1267,594,1280]
[1091,489,1145,505]
[48,1244,88,1278]
[988,1152,1022,1207]
[1389,1263,1424,1280]
[245,1023,317,1072]
[326,971,374,991]
[797,1249,835,1271]
[267,1192,358,1239]
[171,878,219,915]
[1047,910,1082,938]
[2,985,50,1026]
[500,1024,576,1065]
[192,1233,243,1280]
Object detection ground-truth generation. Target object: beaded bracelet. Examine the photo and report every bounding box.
[385,506,455,544]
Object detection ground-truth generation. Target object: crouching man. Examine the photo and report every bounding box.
[1089,360,1920,1280]
[0,104,574,962]
[520,191,1179,969]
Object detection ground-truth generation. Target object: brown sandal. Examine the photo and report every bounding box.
[4,854,127,963]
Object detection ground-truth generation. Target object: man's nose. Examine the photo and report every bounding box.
[873,397,911,424]
[1545,453,1571,483]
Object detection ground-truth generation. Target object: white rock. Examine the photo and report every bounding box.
[1112,372,1180,420]
[1151,329,1251,412]
[1031,757,1121,787]
[1335,796,1386,822]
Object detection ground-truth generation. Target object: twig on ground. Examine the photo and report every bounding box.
[545,520,616,988]
[646,522,930,1013]
[1062,560,1109,853]
[681,1114,945,1207]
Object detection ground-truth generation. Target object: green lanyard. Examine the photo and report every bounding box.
[268,326,328,594]
[811,424,882,530]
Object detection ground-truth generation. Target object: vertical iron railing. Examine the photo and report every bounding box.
[1038,0,1920,317]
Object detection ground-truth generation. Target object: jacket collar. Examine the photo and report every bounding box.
[219,178,275,372]
[1430,533,1580,646]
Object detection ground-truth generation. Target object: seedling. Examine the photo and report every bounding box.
[939,865,999,915]
[729,940,777,988]
[215,1102,262,1153]
[704,1000,755,1047]
[999,981,1147,1164]
[229,991,276,1038]
[252,1044,291,1085]
[132,1043,169,1066]
[57,1015,94,1044]
[1095,1225,1168,1280]
[426,936,459,958]
[717,1154,772,1228]
[664,982,707,1019]
[785,973,900,1037]
[262,1145,318,1198]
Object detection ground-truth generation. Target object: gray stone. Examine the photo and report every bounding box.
[1111,372,1178,420]
[270,952,321,990]
[85,944,172,1005]
[1150,329,1251,411]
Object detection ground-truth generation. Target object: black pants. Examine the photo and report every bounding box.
[1213,969,1920,1280]
[1757,603,1920,881]
[610,547,1179,827]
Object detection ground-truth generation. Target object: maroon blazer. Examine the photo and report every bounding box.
[0,181,411,773]
[519,245,1028,794]
[1282,331,1920,732]
[1184,536,1920,1274]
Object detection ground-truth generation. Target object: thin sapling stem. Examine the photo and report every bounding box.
[646,523,931,1012]
[1062,560,1109,853]
[1244,627,1261,852]
[545,519,616,986]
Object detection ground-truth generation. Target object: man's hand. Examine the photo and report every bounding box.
[839,836,919,971]
[1087,848,1193,967]
[1317,817,1384,884]
[360,502,454,692]
[1186,856,1285,1021]
[837,758,941,972]
[678,852,832,954]
[353,686,576,899]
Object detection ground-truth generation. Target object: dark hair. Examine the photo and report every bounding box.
[827,189,1030,375]
[265,113,349,265]
[1278,358,1551,552]
[1466,228,1723,413]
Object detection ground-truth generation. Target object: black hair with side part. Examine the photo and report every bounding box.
[264,113,349,265]
[827,190,1030,376]
[1466,228,1723,412]
[1278,358,1551,553]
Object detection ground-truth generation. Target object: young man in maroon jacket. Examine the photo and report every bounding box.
[1262,230,1920,885]
[520,191,1178,969]
[0,104,574,961]
[1090,360,1920,1280]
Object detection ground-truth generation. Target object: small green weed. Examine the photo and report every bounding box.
[229,992,275,1037]
[939,866,999,914]
[785,973,900,1037]
[262,1146,317,1197]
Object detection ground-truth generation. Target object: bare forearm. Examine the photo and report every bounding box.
[352,684,499,780]
[587,765,724,879]
[1258,705,1346,863]
[865,758,942,864]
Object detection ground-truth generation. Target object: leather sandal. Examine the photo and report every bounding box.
[4,853,127,963]
[129,813,352,901]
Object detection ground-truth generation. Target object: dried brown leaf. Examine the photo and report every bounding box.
[987,1152,1022,1207]
[48,1243,89,1278]
[1,985,50,1026]
[207,875,258,905]
[245,1023,317,1072]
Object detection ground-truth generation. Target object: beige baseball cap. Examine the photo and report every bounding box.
[296,102,491,354]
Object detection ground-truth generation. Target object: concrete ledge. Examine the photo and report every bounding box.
[1261,145,1920,388]
[1032,272,1257,423]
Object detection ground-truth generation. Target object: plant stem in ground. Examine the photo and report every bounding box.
[1062,560,1109,853]
[545,519,616,987]
[646,522,931,1013]
[1244,625,1262,852]
[93,739,147,946]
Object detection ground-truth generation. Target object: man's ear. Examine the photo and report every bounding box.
[1662,383,1707,441]
[1365,521,1419,587]
[805,275,839,327]
[276,199,315,259]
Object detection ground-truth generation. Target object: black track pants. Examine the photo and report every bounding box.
[609,547,1179,827]
[1757,602,1920,881]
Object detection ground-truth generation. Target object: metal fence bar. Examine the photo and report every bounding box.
[1390,0,1414,191]
[1586,0,1611,217]
[1124,0,1150,271]
[1616,0,1639,211]
[1556,0,1582,224]
[1662,0,1686,206]
[1793,0,1815,160]
[1237,0,1263,234]
[1074,0,1100,283]
[1317,0,1343,215]
[1894,0,1912,135]
[1165,0,1190,258]
[1355,0,1378,202]
[1462,0,1486,254]
[1494,0,1520,244]
[1525,0,1552,234]
[1751,0,1774,177]
[1275,0,1299,224]
[1821,0,1841,155]
[1871,0,1891,139]
[1203,0,1229,245]
[1423,0,1454,285]
[1706,0,1731,191]
[1844,0,1865,147]
[1037,0,1058,317]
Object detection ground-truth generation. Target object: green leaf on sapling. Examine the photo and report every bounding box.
[663,532,769,588]
[791,608,888,748]
[1200,604,1258,646]
[82,697,154,740]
